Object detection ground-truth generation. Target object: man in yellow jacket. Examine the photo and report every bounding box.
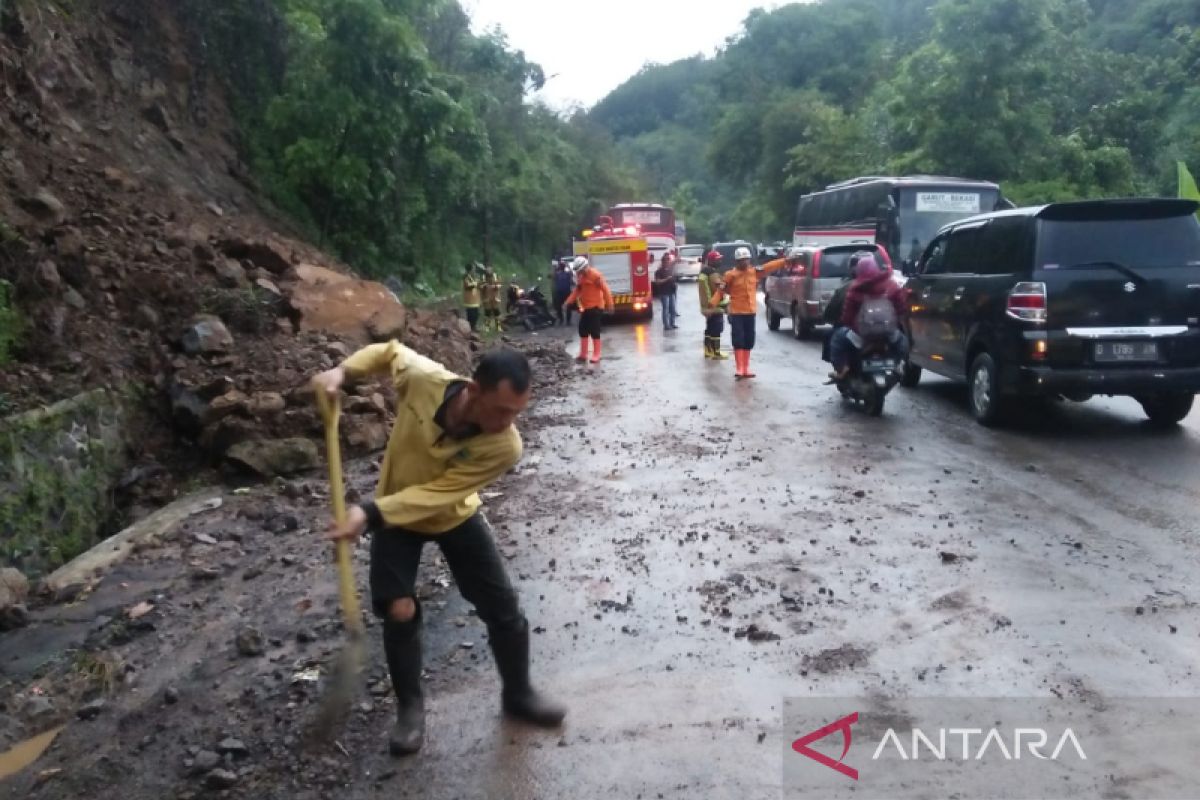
[710,246,788,378]
[563,255,615,364]
[313,343,565,756]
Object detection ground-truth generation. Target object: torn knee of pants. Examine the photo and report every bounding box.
[387,596,419,624]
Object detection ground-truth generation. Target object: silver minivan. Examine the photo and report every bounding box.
[763,243,894,338]
[675,244,705,280]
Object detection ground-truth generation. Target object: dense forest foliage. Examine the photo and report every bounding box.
[199,0,641,289]
[590,0,1200,244]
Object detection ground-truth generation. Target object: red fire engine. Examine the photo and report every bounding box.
[572,217,653,321]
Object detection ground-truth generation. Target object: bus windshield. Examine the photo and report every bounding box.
[610,205,676,237]
[897,187,1001,263]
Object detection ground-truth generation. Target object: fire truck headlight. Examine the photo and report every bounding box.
[635,266,646,276]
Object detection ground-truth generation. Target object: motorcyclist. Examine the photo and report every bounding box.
[822,250,873,365]
[829,254,908,381]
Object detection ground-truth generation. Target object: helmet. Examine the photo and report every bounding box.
[787,247,804,261]
[706,250,723,263]
[734,246,753,261]
[848,250,874,268]
[570,256,589,273]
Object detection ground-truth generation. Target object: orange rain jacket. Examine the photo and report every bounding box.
[710,258,787,315]
[564,266,614,312]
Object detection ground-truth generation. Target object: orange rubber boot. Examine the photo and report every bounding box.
[576,338,589,363]
[733,350,745,378]
[743,350,756,379]
[590,339,602,364]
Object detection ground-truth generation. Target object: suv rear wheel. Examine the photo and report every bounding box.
[767,304,782,331]
[968,352,1009,426]
[791,306,809,340]
[1138,393,1194,427]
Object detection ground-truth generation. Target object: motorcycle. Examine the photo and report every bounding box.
[834,335,901,417]
[505,285,556,332]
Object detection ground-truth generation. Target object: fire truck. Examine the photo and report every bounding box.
[572,217,653,321]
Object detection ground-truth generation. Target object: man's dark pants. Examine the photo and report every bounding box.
[370,513,524,633]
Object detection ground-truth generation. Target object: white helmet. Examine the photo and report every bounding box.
[570,256,589,273]
[787,247,805,260]
[734,246,753,261]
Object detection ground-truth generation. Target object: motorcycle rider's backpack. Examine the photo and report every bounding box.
[857,295,898,338]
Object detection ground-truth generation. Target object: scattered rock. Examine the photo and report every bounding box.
[63,287,87,310]
[35,260,63,292]
[205,768,238,789]
[0,567,30,612]
[219,236,293,275]
[0,603,30,631]
[181,315,235,355]
[216,738,249,757]
[226,438,320,477]
[939,551,960,564]
[76,698,107,720]
[235,627,265,657]
[210,258,248,289]
[190,750,220,775]
[164,687,180,705]
[248,392,286,415]
[19,188,67,224]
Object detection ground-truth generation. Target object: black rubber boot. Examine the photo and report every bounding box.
[382,617,425,755]
[489,622,566,727]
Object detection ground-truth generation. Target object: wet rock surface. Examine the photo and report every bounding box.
[4,304,1200,799]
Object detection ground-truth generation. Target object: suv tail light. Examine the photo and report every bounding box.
[1007,282,1047,322]
[812,251,822,279]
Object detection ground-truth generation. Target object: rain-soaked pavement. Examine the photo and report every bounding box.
[5,289,1200,799]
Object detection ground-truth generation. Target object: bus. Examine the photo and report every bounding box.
[793,176,1011,268]
[608,203,677,264]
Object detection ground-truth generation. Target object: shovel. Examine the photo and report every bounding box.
[308,387,367,742]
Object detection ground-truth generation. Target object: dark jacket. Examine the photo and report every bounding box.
[553,268,573,296]
[653,264,677,296]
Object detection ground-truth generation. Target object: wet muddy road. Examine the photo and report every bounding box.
[4,290,1200,800]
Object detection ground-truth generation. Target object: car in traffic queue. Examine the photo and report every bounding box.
[899,198,1200,426]
[675,244,705,280]
[763,243,895,339]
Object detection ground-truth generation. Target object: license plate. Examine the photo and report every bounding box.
[863,359,896,371]
[1094,341,1159,363]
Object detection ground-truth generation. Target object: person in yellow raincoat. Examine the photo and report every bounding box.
[461,263,482,332]
[698,251,730,360]
[313,343,565,756]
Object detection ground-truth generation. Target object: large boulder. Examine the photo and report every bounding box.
[181,315,234,355]
[286,264,407,345]
[226,438,320,477]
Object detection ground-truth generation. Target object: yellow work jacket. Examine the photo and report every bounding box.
[341,341,522,533]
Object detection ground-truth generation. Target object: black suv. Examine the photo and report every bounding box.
[901,199,1200,426]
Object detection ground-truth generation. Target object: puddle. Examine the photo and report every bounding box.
[0,726,65,781]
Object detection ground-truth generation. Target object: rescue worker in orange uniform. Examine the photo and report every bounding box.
[709,246,788,379]
[563,255,614,364]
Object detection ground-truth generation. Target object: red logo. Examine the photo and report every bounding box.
[792,712,860,780]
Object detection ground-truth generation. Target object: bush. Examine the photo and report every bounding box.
[199,285,283,335]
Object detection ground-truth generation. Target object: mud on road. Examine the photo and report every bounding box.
[4,291,1200,799]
